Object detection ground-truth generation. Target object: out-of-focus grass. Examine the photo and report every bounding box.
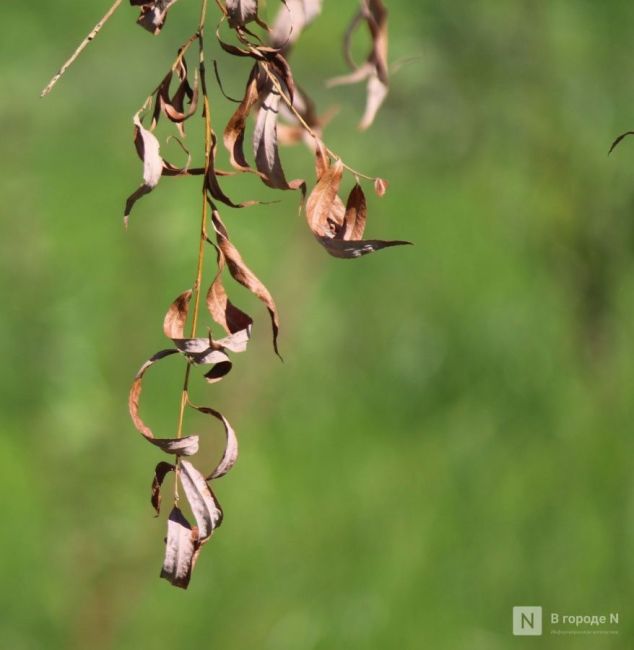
[0,1,633,649]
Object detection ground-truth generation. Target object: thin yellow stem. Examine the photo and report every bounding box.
[173,0,211,506]
[41,0,124,97]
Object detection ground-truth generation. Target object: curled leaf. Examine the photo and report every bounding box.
[327,0,389,130]
[128,349,200,455]
[609,131,634,155]
[163,290,192,340]
[224,64,263,172]
[151,461,175,516]
[252,82,305,192]
[160,507,198,589]
[178,460,224,542]
[306,157,411,258]
[195,406,239,479]
[153,57,199,136]
[173,338,233,383]
[125,113,203,225]
[210,209,281,356]
[306,154,345,237]
[225,0,266,29]
[131,0,181,35]
[271,0,323,52]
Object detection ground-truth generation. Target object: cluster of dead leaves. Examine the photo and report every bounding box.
[48,0,409,589]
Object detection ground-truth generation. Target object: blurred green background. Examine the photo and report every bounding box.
[1,1,633,648]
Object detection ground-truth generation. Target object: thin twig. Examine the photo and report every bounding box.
[41,0,124,98]
[174,0,211,506]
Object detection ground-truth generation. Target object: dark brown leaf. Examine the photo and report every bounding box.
[319,237,412,259]
[160,506,198,589]
[609,131,634,155]
[151,462,175,516]
[341,183,367,241]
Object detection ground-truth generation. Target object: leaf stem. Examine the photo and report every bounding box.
[174,0,211,506]
[41,0,124,97]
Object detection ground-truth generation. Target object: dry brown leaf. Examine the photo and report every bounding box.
[125,113,204,225]
[178,460,224,542]
[224,64,262,171]
[253,83,305,192]
[306,156,345,237]
[163,290,192,339]
[160,506,198,589]
[307,159,411,258]
[129,349,200,455]
[132,0,181,35]
[151,461,175,516]
[271,0,323,52]
[341,183,367,240]
[153,58,199,136]
[226,0,266,29]
[319,237,412,259]
[194,406,239,479]
[327,0,389,130]
[210,209,281,356]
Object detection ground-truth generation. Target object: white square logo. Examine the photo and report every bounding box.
[513,606,542,636]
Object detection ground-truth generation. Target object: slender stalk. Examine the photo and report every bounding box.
[41,0,124,97]
[173,0,211,505]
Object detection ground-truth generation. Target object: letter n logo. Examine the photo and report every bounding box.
[513,606,543,636]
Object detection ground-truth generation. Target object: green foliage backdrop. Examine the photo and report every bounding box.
[1,1,633,648]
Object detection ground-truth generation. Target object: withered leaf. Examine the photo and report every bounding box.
[327,0,389,130]
[252,83,305,192]
[163,290,192,340]
[226,0,265,29]
[173,338,233,384]
[306,158,411,258]
[153,57,199,136]
[131,0,181,35]
[609,131,634,155]
[178,460,224,542]
[271,0,323,52]
[125,114,202,225]
[129,349,200,455]
[319,237,412,259]
[195,406,239,479]
[160,506,198,589]
[151,461,175,516]
[341,183,367,240]
[224,64,263,172]
[306,155,345,237]
[210,209,282,356]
